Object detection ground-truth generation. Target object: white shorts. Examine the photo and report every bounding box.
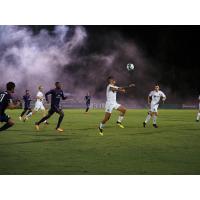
[34,102,45,111]
[150,103,159,113]
[105,102,121,113]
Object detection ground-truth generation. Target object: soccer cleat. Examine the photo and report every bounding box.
[23,116,28,122]
[143,122,146,127]
[19,116,22,121]
[153,124,158,128]
[98,127,103,136]
[35,123,40,131]
[196,120,199,122]
[116,121,124,128]
[56,128,64,132]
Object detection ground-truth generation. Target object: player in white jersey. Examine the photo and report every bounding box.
[98,76,135,135]
[196,95,200,122]
[143,84,166,128]
[24,85,48,124]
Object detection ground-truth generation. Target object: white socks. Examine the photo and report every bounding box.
[197,112,200,121]
[145,114,157,124]
[117,115,124,123]
[153,115,157,124]
[99,123,105,129]
[145,114,151,123]
[26,112,32,117]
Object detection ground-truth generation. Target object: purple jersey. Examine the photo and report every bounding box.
[45,88,66,108]
[0,91,13,115]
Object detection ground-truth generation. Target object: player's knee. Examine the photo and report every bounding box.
[8,120,15,126]
[123,108,127,114]
[60,112,64,117]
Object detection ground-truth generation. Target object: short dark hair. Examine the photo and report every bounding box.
[107,76,114,82]
[6,82,15,91]
[55,81,60,86]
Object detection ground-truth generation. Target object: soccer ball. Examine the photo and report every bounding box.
[127,63,135,71]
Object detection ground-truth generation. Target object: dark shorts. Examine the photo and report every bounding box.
[0,113,10,122]
[48,106,63,115]
[24,107,31,110]
[86,103,90,107]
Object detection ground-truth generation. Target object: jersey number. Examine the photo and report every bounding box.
[0,94,5,102]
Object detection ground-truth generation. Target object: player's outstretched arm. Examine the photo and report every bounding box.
[121,83,135,89]
[45,90,53,103]
[61,91,67,100]
[7,100,20,109]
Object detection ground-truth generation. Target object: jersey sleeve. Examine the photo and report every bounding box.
[61,91,66,100]
[149,91,153,97]
[161,91,166,100]
[7,94,13,104]
[109,84,119,90]
[45,90,53,101]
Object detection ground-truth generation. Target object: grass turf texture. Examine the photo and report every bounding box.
[0,109,199,175]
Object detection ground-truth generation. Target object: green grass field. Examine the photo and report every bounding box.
[0,109,199,175]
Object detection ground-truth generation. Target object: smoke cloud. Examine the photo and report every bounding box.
[0,25,163,106]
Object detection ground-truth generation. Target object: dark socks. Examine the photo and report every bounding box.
[56,114,64,129]
[0,123,13,132]
[36,115,51,125]
[20,110,27,117]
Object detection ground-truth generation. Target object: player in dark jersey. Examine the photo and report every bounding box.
[35,82,67,132]
[19,90,32,121]
[0,82,20,132]
[84,92,91,113]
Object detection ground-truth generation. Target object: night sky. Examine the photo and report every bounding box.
[32,25,200,98]
[1,25,199,103]
[85,26,200,98]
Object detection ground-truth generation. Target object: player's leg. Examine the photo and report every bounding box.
[196,110,200,122]
[41,107,49,124]
[0,115,15,132]
[23,108,32,122]
[143,111,152,127]
[19,108,28,120]
[85,103,90,113]
[35,109,54,130]
[99,112,111,135]
[55,109,65,132]
[152,112,158,128]
[116,105,126,128]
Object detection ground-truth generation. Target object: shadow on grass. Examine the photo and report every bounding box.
[0,137,69,146]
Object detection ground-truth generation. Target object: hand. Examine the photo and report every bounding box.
[120,89,126,93]
[129,83,135,87]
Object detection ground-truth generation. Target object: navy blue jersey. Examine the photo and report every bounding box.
[0,91,13,115]
[45,89,66,108]
[85,95,91,104]
[23,94,31,108]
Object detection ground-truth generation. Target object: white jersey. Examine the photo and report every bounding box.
[149,90,166,105]
[36,91,44,103]
[106,84,119,103]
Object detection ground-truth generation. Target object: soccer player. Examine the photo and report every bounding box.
[98,76,135,136]
[0,82,20,132]
[35,82,67,132]
[143,84,166,128]
[196,95,200,122]
[19,90,32,121]
[84,92,91,113]
[26,85,48,124]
